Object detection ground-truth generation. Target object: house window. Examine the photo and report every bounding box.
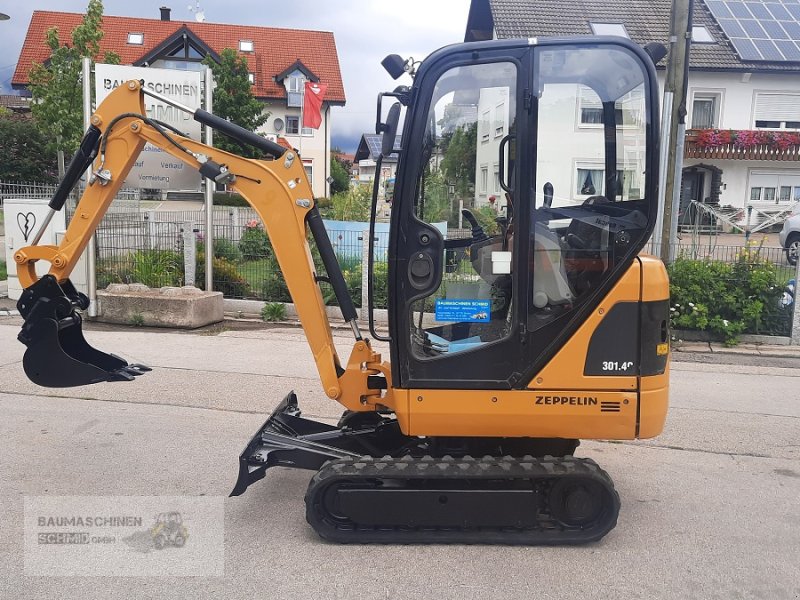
[691,26,715,43]
[755,120,800,130]
[285,73,305,108]
[578,86,642,127]
[239,40,254,52]
[494,103,505,137]
[577,168,605,195]
[754,93,800,130]
[127,33,144,45]
[248,72,255,84]
[749,171,800,204]
[481,110,490,142]
[285,116,312,136]
[480,166,488,194]
[493,164,500,193]
[581,107,604,124]
[691,95,718,129]
[304,162,313,185]
[589,23,629,38]
[577,168,635,197]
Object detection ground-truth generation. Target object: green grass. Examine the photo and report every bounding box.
[237,259,272,289]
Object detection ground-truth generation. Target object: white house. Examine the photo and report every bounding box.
[465,0,800,218]
[13,7,346,198]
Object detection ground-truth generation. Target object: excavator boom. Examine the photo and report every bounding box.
[14,80,391,412]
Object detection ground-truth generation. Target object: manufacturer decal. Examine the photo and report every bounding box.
[535,396,598,406]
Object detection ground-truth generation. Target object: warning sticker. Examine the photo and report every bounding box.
[434,299,491,322]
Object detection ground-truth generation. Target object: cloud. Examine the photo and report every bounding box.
[0,1,471,150]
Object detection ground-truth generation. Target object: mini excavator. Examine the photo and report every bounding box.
[15,37,670,544]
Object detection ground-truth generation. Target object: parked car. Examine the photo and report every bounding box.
[779,212,800,266]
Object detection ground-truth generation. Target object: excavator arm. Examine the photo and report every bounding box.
[14,80,392,414]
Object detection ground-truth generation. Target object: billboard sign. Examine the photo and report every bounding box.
[94,64,203,191]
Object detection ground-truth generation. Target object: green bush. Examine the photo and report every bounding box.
[238,223,272,260]
[198,238,242,263]
[330,186,371,222]
[196,253,250,298]
[213,192,249,207]
[260,256,291,302]
[668,245,787,345]
[0,260,7,281]
[261,302,287,322]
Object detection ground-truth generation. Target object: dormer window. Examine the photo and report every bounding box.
[692,26,715,43]
[127,33,144,45]
[239,40,254,52]
[284,70,305,107]
[589,23,629,38]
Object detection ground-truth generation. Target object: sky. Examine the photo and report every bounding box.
[0,0,472,152]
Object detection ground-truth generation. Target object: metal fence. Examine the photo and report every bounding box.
[5,180,796,338]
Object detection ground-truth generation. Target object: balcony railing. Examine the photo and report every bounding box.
[685,128,800,161]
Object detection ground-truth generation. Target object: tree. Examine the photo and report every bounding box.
[203,48,269,157]
[439,121,477,199]
[330,185,371,222]
[0,112,58,182]
[330,154,350,195]
[28,0,119,172]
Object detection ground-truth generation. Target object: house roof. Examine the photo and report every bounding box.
[466,0,800,72]
[0,95,31,112]
[355,134,402,162]
[13,10,346,103]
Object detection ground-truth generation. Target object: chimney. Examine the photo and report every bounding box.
[159,6,171,21]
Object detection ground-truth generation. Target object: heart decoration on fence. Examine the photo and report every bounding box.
[17,211,37,243]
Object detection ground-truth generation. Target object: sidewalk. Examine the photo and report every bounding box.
[672,339,800,360]
[1,302,799,363]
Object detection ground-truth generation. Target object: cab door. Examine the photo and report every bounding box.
[388,46,532,389]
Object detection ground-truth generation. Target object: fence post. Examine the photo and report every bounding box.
[791,258,800,345]
[360,230,369,322]
[146,210,156,250]
[183,222,197,287]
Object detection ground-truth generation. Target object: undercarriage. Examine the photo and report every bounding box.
[232,393,620,544]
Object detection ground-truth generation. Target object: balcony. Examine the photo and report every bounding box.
[684,129,800,161]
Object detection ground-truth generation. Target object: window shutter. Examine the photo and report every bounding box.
[754,93,800,122]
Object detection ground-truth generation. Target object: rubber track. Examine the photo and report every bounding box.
[305,454,620,545]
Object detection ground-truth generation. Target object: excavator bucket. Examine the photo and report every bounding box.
[17,275,150,388]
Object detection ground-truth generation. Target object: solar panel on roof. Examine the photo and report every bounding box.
[776,39,800,58]
[707,0,800,62]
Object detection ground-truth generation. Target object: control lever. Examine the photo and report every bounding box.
[461,209,488,243]
[543,182,554,208]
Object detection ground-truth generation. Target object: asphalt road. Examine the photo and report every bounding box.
[0,319,798,599]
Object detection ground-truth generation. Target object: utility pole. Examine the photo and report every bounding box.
[660,0,694,263]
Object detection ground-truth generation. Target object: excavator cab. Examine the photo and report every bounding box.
[15,36,669,545]
[385,39,661,390]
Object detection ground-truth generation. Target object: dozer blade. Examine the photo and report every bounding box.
[17,275,151,388]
